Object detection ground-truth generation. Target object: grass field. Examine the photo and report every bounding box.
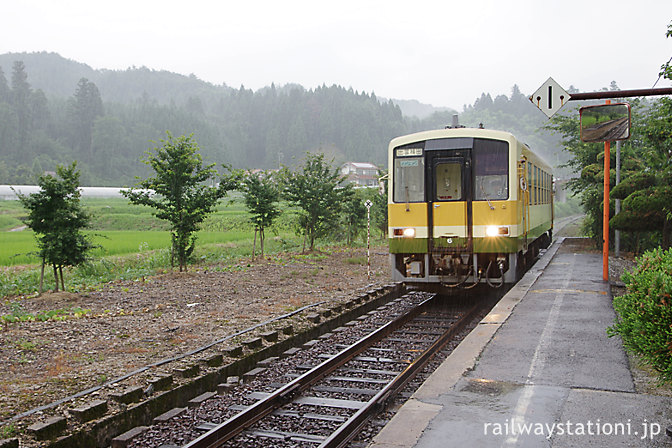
[2,193,582,266]
[0,192,320,297]
[0,193,295,267]
[0,230,260,266]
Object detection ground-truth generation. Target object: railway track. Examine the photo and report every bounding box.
[128,293,488,448]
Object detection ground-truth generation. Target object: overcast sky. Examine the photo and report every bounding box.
[3,0,671,110]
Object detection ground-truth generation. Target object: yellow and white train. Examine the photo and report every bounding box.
[388,127,553,289]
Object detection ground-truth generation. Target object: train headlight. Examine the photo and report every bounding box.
[393,227,416,238]
[486,226,509,237]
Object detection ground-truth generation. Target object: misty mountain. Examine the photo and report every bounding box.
[0,52,233,106]
[0,51,564,187]
[385,98,453,119]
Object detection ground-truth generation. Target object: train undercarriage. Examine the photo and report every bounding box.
[391,231,551,291]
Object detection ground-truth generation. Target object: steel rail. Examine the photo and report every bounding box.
[318,302,482,448]
[182,295,436,448]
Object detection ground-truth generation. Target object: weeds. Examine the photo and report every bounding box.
[0,423,17,438]
[609,247,672,383]
[16,339,38,351]
[1,303,91,329]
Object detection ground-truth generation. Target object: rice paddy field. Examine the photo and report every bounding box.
[0,195,312,297]
[0,196,277,266]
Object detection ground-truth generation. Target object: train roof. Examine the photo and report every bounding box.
[389,127,551,169]
[389,127,518,148]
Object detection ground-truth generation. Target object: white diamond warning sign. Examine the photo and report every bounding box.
[529,77,571,118]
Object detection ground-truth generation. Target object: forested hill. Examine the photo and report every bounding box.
[0,52,561,187]
[0,51,232,105]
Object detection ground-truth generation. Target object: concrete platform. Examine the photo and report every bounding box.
[369,238,672,447]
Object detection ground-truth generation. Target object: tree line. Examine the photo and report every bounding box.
[0,52,568,187]
[545,22,672,253]
[18,136,388,287]
[0,58,407,186]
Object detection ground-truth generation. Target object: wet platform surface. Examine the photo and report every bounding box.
[370,238,672,447]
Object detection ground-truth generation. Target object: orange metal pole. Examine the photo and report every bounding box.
[603,100,611,281]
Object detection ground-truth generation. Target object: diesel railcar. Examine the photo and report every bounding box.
[388,127,553,289]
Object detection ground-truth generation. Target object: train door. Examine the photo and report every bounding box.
[518,157,529,251]
[427,153,473,257]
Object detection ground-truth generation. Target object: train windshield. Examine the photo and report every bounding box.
[473,139,508,201]
[435,161,462,200]
[393,151,425,203]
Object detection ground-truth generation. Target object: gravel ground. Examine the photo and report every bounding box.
[0,246,390,434]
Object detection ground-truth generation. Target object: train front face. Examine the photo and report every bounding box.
[388,128,523,289]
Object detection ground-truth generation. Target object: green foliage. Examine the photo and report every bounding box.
[0,52,571,188]
[69,78,104,161]
[606,25,672,248]
[339,185,388,245]
[342,189,368,246]
[0,230,306,298]
[611,186,672,233]
[658,21,672,82]
[608,248,672,382]
[280,153,353,251]
[546,90,672,251]
[16,162,93,291]
[553,195,583,219]
[611,171,657,200]
[0,423,16,439]
[233,169,282,258]
[608,97,672,248]
[123,133,233,271]
[370,171,388,238]
[0,200,25,231]
[1,302,90,328]
[0,54,408,185]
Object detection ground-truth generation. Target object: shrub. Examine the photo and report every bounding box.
[608,247,672,382]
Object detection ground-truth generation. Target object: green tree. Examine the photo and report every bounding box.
[342,189,367,246]
[371,170,389,238]
[16,162,93,292]
[69,78,104,161]
[236,169,281,259]
[657,21,672,82]
[123,133,232,271]
[280,152,352,251]
[11,61,31,156]
[603,24,672,249]
[610,98,672,248]
[545,105,609,245]
[0,66,10,103]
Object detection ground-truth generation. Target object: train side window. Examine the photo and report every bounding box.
[536,167,540,204]
[473,139,508,201]
[535,166,540,205]
[527,162,533,205]
[393,156,425,203]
